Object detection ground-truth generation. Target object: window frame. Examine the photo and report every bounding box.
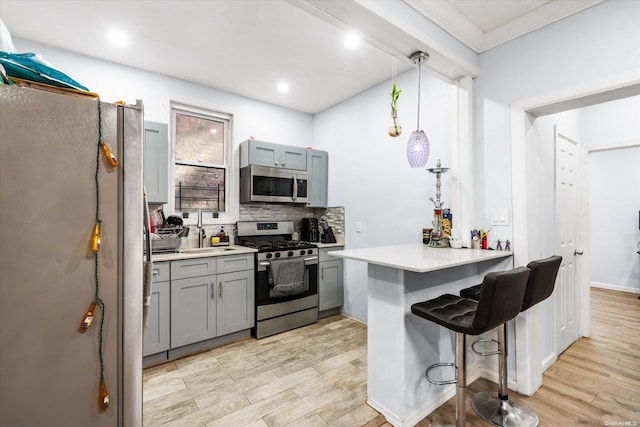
[169,101,236,225]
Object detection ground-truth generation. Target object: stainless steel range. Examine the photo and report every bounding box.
[237,221,318,339]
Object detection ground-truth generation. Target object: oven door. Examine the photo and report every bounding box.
[240,165,308,204]
[256,257,318,306]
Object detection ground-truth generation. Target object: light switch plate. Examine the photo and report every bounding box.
[490,208,510,226]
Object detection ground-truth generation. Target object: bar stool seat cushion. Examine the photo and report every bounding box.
[412,267,530,336]
[411,294,478,335]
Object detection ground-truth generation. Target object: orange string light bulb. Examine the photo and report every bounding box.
[79,301,96,332]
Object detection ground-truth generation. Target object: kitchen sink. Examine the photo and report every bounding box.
[178,247,236,254]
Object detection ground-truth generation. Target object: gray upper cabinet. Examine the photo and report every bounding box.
[307,149,328,207]
[144,121,169,204]
[240,139,307,170]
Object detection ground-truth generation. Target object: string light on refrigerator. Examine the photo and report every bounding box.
[77,97,118,412]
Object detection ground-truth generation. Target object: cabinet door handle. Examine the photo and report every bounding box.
[321,269,324,280]
[153,268,159,277]
[219,281,222,299]
[211,283,214,300]
[274,161,279,166]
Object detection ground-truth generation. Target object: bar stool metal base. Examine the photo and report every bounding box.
[471,391,539,427]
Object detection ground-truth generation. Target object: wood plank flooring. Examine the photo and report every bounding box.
[144,288,639,426]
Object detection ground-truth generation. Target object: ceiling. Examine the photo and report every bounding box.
[0,0,601,114]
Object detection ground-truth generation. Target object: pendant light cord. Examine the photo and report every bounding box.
[416,57,422,131]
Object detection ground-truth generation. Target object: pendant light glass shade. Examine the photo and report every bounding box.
[406,51,430,168]
[406,130,430,168]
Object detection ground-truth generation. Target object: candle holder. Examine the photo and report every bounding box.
[427,159,450,248]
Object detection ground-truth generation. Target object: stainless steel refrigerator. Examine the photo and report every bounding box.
[0,85,143,426]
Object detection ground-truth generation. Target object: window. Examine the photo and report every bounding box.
[171,104,231,219]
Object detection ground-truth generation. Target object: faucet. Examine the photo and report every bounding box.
[197,209,205,248]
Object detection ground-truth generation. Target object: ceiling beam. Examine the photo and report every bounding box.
[288,0,479,81]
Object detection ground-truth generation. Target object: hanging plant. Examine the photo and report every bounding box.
[388,82,402,137]
[388,83,402,137]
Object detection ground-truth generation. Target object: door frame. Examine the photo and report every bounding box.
[509,70,640,396]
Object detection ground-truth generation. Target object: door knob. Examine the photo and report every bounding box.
[574,250,584,256]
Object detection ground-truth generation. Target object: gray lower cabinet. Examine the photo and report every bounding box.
[216,270,255,336]
[169,254,254,349]
[318,247,344,311]
[143,263,170,356]
[170,274,217,348]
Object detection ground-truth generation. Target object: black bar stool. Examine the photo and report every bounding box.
[411,267,531,427]
[460,255,562,427]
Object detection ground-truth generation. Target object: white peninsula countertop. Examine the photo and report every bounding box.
[328,243,512,273]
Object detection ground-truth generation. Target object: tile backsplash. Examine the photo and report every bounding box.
[164,204,344,247]
[239,203,344,236]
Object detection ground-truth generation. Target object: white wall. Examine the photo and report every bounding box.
[13,38,314,154]
[314,69,456,322]
[475,0,640,367]
[579,96,640,293]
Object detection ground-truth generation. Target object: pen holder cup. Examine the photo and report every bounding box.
[471,239,480,250]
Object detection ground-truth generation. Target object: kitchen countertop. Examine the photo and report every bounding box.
[315,235,345,249]
[328,243,512,273]
[151,245,257,262]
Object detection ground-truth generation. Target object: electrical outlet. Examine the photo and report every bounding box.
[490,209,509,226]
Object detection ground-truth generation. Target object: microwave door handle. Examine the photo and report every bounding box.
[292,174,298,201]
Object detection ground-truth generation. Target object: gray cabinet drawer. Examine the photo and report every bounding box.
[171,258,216,280]
[151,262,170,282]
[319,247,343,262]
[216,254,254,274]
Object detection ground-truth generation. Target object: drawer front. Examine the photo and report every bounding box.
[217,254,254,274]
[171,258,217,280]
[151,262,170,282]
[319,247,343,263]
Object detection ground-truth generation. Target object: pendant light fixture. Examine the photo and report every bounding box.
[406,51,430,168]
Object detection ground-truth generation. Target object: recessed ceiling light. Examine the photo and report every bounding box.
[108,29,129,46]
[344,32,361,49]
[276,82,290,94]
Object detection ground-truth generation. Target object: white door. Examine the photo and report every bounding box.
[554,127,584,355]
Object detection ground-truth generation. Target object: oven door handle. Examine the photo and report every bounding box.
[260,256,317,265]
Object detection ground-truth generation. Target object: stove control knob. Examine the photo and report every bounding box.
[306,249,313,255]
[300,250,306,256]
[287,251,294,257]
[266,253,272,259]
[275,252,281,258]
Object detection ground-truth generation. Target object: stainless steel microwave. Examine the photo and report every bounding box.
[240,165,309,204]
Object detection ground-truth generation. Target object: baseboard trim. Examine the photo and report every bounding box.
[591,282,640,294]
[366,366,484,427]
[542,352,557,373]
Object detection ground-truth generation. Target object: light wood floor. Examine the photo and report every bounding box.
[143,288,639,426]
